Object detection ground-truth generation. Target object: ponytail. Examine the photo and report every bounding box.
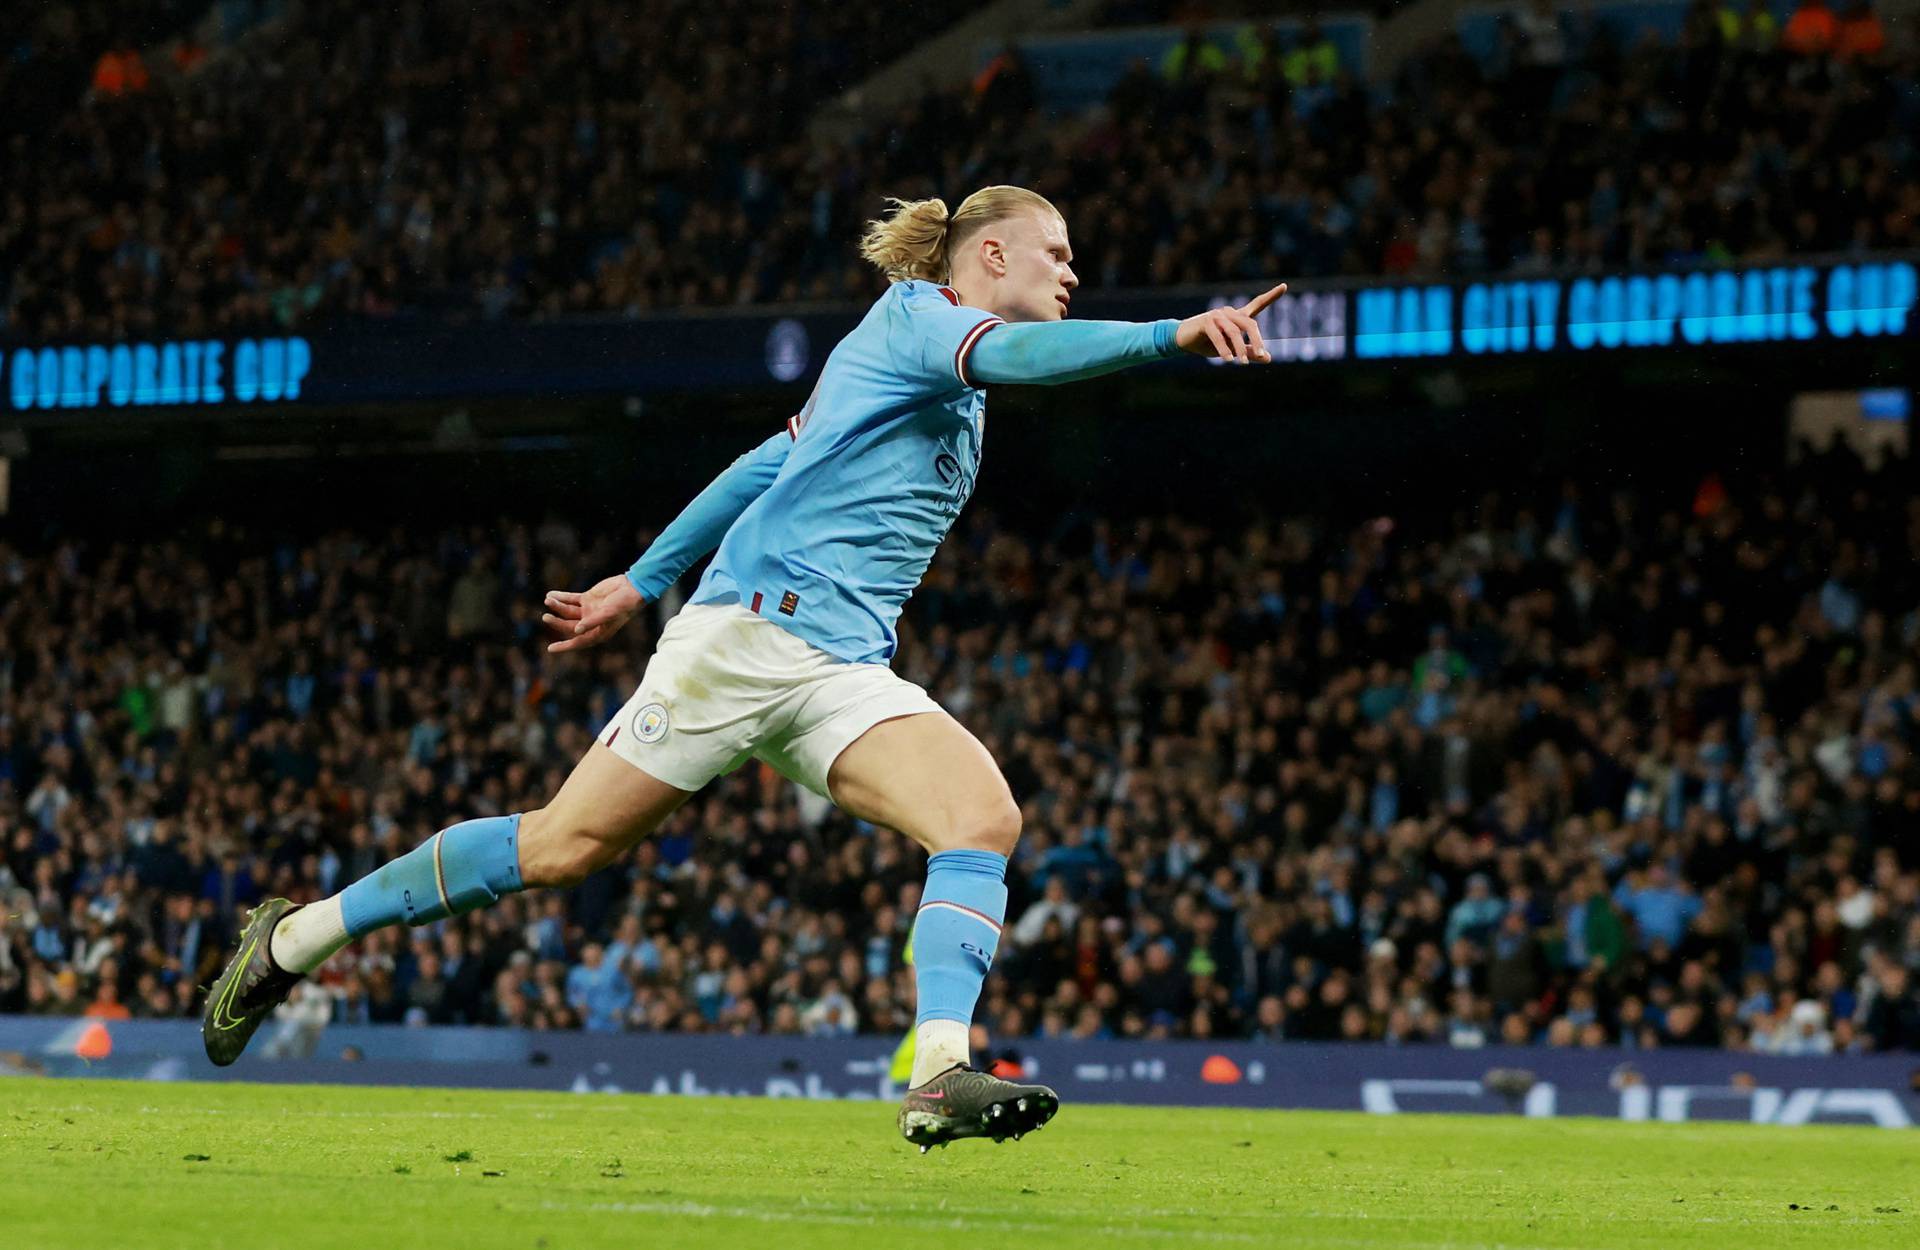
[858,197,953,283]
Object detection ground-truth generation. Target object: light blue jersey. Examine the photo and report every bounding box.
[626,280,1178,665]
[693,280,1002,662]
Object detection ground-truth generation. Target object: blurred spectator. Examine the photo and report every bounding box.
[1283,19,1341,86]
[1781,0,1839,54]
[1712,0,1779,50]
[1446,876,1504,948]
[263,981,335,1057]
[1834,0,1887,59]
[1861,961,1920,1050]
[973,42,1036,124]
[1761,998,1836,1054]
[1615,864,1704,951]
[89,41,150,98]
[1161,26,1228,80]
[1513,0,1568,69]
[565,941,634,1033]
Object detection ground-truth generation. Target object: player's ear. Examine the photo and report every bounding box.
[979,234,1008,278]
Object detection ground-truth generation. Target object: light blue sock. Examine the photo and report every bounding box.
[914,849,1008,1027]
[339,813,525,937]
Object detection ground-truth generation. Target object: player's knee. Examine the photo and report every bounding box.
[517,807,613,889]
[542,835,611,889]
[962,796,1022,856]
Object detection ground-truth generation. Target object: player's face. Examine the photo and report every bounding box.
[999,210,1079,322]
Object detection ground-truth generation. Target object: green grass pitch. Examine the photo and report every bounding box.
[2,1078,1914,1249]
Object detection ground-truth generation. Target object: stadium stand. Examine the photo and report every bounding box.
[0,0,980,335]
[0,0,1912,335]
[5,444,1920,1055]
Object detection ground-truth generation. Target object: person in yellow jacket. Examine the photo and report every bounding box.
[1714,0,1779,51]
[1230,20,1341,87]
[1160,26,1228,80]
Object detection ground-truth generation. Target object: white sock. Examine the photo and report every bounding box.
[911,1019,970,1087]
[269,896,351,974]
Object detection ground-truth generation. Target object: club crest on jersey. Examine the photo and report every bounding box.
[632,702,670,743]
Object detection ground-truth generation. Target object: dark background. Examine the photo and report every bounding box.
[8,328,1909,542]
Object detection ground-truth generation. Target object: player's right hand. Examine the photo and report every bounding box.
[1175,282,1288,363]
[543,575,644,653]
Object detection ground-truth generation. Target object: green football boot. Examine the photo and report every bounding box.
[201,898,304,1066]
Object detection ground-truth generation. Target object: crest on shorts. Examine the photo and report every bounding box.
[632,702,669,743]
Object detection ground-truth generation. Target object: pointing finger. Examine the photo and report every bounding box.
[1240,282,1289,318]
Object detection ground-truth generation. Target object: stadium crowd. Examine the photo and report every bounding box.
[4,444,1920,1058]
[1,0,1914,336]
[0,0,975,337]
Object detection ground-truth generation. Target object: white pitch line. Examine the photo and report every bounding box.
[536,1198,1265,1243]
[534,1198,1624,1250]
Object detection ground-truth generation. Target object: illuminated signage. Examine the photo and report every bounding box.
[0,256,1909,416]
[1351,261,1915,360]
[0,336,310,411]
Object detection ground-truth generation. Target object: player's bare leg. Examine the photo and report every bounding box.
[514,742,697,888]
[826,711,1060,1150]
[202,743,691,1065]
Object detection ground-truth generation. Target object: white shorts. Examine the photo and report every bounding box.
[599,601,942,799]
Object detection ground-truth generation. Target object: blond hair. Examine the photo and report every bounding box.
[858,186,1062,284]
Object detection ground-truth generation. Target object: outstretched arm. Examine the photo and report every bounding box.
[542,429,791,653]
[967,282,1290,386]
[968,318,1180,386]
[624,430,791,599]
